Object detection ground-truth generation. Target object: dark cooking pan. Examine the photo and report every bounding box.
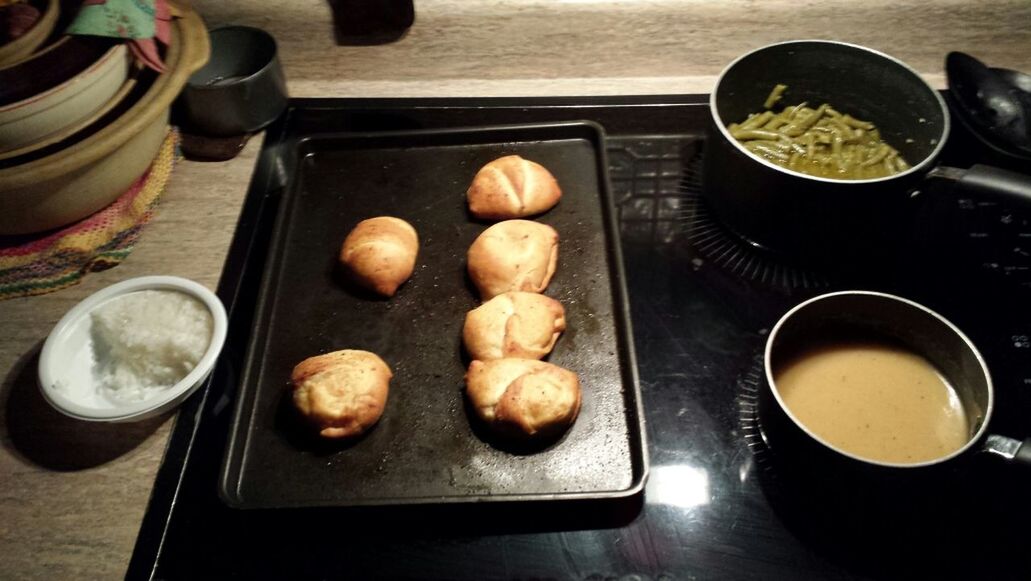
[758,292,1031,561]
[702,40,1031,265]
[763,291,1031,480]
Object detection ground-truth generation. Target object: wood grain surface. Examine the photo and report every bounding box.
[1,0,1028,578]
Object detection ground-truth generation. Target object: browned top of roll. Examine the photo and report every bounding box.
[467,155,562,220]
[463,291,566,361]
[291,349,392,439]
[339,216,419,297]
[467,219,559,300]
[465,358,581,437]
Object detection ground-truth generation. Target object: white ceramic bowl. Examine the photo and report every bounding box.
[38,276,228,422]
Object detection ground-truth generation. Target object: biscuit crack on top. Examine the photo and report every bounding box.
[494,164,526,214]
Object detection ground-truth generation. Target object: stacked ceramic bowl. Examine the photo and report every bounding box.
[0,0,60,67]
[0,1,210,235]
[0,37,133,156]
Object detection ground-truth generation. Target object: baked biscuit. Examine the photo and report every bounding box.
[467,155,562,219]
[467,219,558,300]
[339,216,418,297]
[465,358,581,439]
[291,350,392,439]
[463,292,566,361]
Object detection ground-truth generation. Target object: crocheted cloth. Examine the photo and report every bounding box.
[0,129,178,300]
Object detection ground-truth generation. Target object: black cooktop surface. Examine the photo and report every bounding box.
[129,96,1031,580]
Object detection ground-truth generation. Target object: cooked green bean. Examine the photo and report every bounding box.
[744,141,791,162]
[764,84,788,109]
[829,116,854,136]
[728,84,910,179]
[883,157,896,174]
[781,104,830,137]
[740,111,775,130]
[860,144,890,167]
[730,128,784,141]
[842,114,874,130]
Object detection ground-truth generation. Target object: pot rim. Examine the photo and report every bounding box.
[763,290,994,469]
[0,0,60,67]
[0,6,210,186]
[184,25,280,91]
[710,39,951,185]
[0,44,128,116]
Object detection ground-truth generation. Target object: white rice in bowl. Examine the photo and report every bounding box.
[90,289,213,402]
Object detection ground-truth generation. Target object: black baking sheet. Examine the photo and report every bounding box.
[219,121,646,508]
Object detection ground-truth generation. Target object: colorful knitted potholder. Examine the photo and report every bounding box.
[0,129,178,300]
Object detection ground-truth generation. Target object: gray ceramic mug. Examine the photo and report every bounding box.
[763,290,1031,473]
[177,26,288,137]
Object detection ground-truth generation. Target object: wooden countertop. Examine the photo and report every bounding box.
[2,0,1029,577]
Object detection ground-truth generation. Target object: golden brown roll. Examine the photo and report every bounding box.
[465,358,581,439]
[339,216,418,297]
[291,350,392,439]
[463,292,566,361]
[467,219,558,300]
[467,155,562,219]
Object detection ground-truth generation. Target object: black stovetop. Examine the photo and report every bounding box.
[129,96,1031,580]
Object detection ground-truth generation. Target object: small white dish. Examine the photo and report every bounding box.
[38,276,228,422]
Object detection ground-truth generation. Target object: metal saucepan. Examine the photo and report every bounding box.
[702,40,1031,265]
[762,291,1031,481]
[176,26,288,137]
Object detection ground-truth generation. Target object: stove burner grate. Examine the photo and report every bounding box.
[675,150,829,291]
[736,353,778,481]
[607,136,828,291]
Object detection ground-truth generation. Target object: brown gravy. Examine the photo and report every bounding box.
[774,340,969,464]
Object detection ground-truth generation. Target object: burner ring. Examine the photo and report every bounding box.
[736,352,779,482]
[676,147,829,291]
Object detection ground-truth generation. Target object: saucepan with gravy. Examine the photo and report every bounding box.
[763,291,1031,475]
[703,40,1031,268]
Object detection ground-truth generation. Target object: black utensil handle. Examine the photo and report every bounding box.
[934,164,1031,205]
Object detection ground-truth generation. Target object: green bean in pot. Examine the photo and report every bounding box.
[728,85,910,179]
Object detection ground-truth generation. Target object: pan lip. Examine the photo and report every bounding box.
[710,39,952,185]
[763,290,994,469]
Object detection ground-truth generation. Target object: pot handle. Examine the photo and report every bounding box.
[929,164,1031,205]
[984,434,1031,466]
